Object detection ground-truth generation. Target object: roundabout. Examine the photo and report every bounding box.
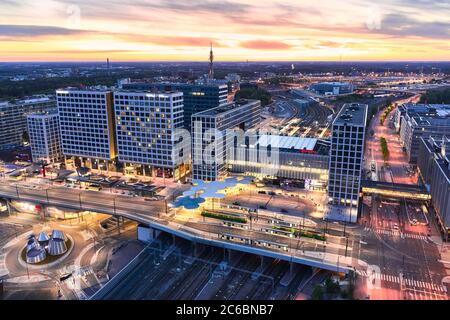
[19,230,74,268]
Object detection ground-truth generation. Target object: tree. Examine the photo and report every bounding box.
[324,277,340,294]
[420,88,450,104]
[235,87,272,106]
[311,284,324,300]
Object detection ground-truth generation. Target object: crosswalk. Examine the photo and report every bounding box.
[364,227,428,240]
[357,270,447,293]
[78,266,94,277]
[0,251,8,278]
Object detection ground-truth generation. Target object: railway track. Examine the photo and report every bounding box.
[245,258,280,300]
[256,260,287,299]
[181,250,224,300]
[226,257,261,300]
[157,247,218,300]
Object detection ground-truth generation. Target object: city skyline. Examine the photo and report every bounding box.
[0,0,449,62]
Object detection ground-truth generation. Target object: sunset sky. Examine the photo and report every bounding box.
[0,0,449,62]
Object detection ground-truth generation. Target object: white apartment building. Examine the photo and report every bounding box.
[27,110,63,164]
[56,88,117,171]
[113,90,189,180]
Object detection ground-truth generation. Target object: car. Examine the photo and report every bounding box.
[259,205,267,210]
[232,201,240,206]
[268,191,276,196]
[258,191,266,194]
[281,209,288,213]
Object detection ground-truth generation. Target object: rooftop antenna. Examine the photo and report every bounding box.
[208,43,214,80]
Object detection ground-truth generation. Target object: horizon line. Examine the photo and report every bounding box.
[1,60,450,64]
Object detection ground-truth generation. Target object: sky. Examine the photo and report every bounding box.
[0,0,449,62]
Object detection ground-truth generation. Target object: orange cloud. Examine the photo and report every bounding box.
[240,40,293,50]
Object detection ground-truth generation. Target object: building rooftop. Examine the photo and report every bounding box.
[27,109,58,118]
[192,99,259,117]
[114,90,182,96]
[333,103,368,126]
[0,95,55,106]
[422,136,450,181]
[401,103,450,118]
[256,135,318,151]
[56,86,113,93]
[123,81,228,89]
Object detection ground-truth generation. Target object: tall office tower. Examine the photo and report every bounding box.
[191,99,261,181]
[0,95,56,146]
[113,90,189,180]
[27,110,63,164]
[327,103,368,223]
[56,88,117,171]
[122,82,228,130]
[208,43,214,80]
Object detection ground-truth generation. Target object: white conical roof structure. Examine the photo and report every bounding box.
[26,247,46,264]
[51,230,66,241]
[47,238,67,256]
[38,231,50,242]
[26,237,40,252]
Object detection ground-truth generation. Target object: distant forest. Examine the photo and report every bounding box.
[235,87,272,106]
[0,76,119,100]
[420,87,450,104]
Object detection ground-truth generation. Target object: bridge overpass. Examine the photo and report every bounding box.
[361,180,430,201]
[0,183,362,274]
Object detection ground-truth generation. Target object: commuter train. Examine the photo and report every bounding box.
[218,233,289,252]
[222,221,249,230]
[261,226,325,241]
[260,227,295,238]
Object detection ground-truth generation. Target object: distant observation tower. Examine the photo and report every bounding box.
[208,43,214,80]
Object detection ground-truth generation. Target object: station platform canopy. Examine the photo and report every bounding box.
[256,135,318,151]
[172,176,254,210]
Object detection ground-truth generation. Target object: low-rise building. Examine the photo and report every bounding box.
[0,95,56,146]
[228,135,330,190]
[417,135,450,238]
[310,82,354,96]
[399,104,450,163]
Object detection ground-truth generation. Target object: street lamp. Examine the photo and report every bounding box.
[78,192,82,210]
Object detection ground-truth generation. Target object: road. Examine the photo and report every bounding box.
[365,94,421,184]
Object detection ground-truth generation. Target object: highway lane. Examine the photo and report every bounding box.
[0,184,165,217]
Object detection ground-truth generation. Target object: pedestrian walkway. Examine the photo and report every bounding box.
[365,227,428,241]
[0,251,8,278]
[356,270,447,293]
